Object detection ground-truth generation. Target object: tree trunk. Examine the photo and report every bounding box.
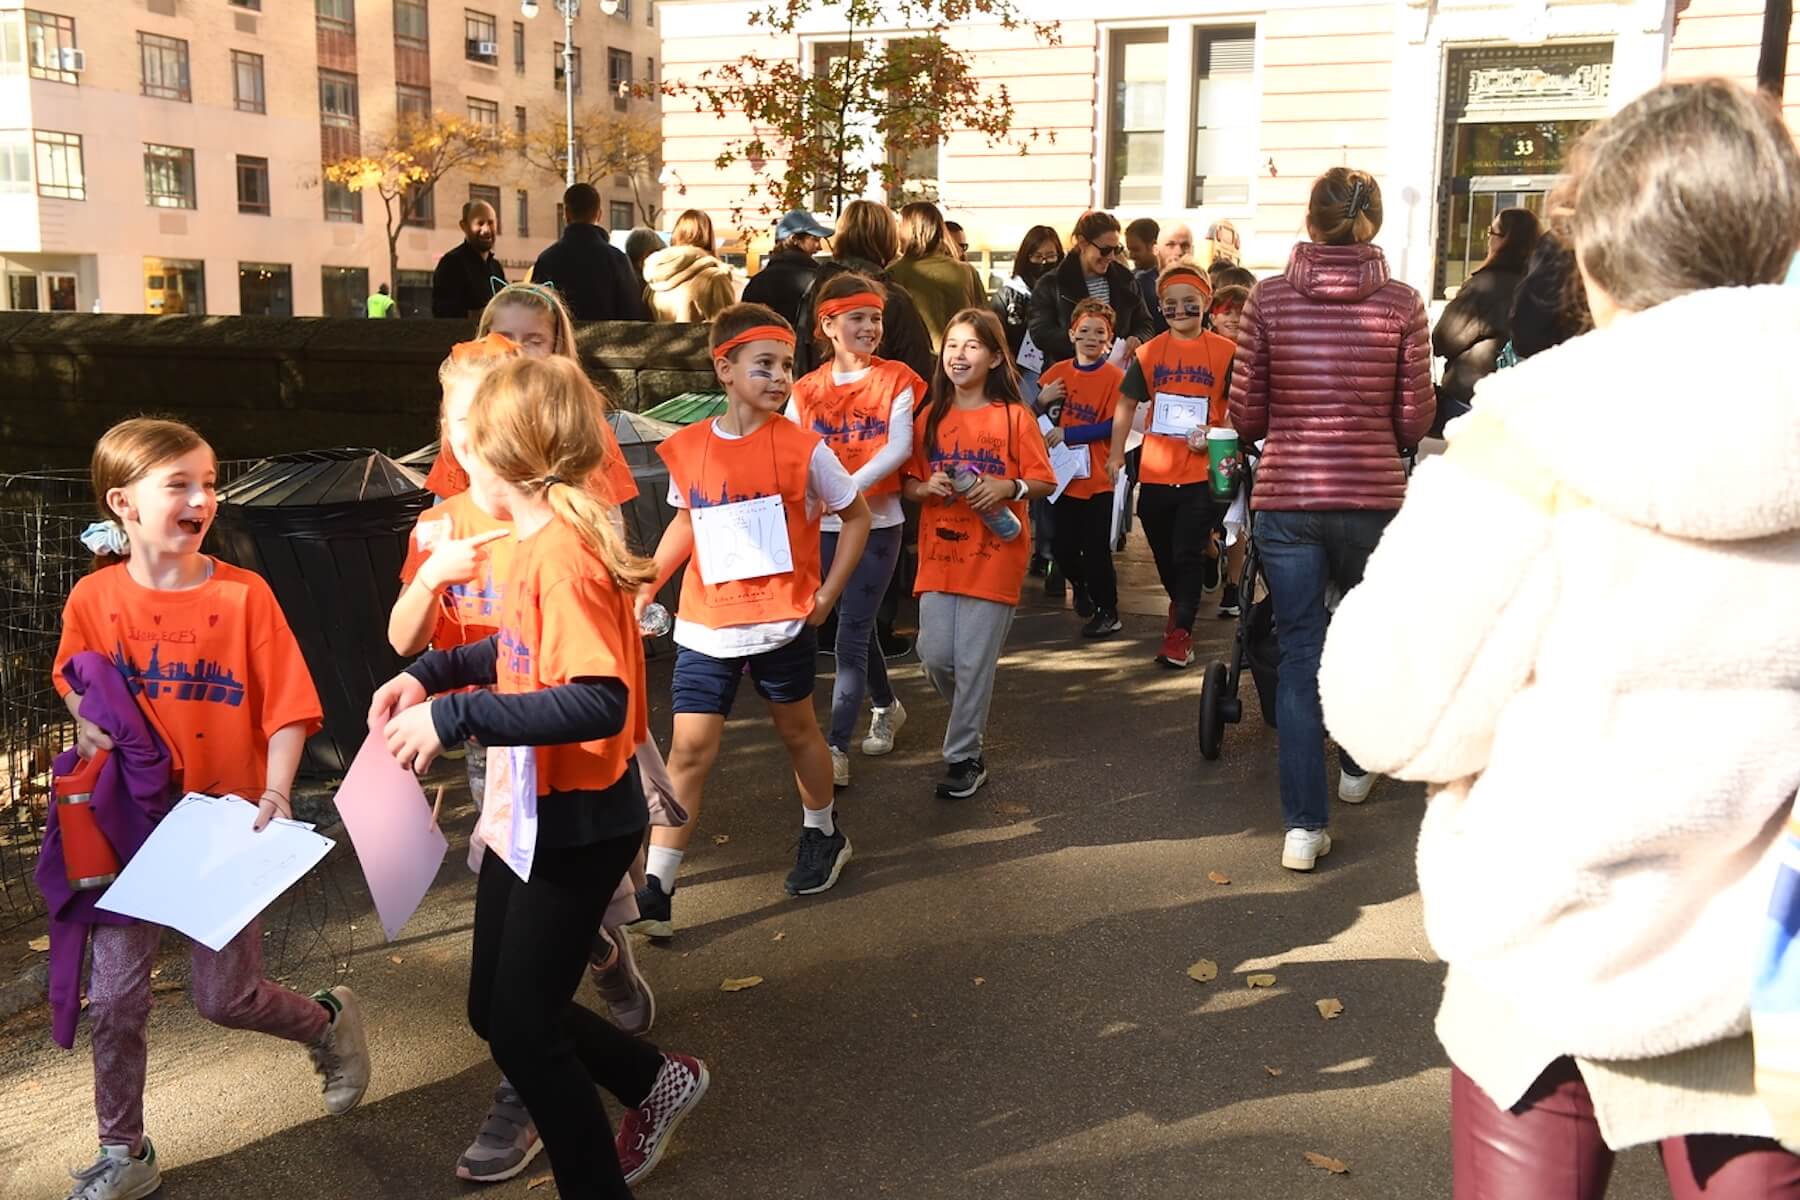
[1760,0,1793,96]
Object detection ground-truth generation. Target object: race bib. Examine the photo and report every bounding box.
[473,744,539,882]
[691,494,795,585]
[1150,393,1209,439]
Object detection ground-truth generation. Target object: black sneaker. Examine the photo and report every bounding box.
[934,757,988,799]
[785,824,852,896]
[1081,609,1123,639]
[1028,555,1048,577]
[1044,563,1067,599]
[1202,552,1223,592]
[624,875,675,940]
[1217,583,1241,618]
[1072,582,1095,619]
[878,630,915,661]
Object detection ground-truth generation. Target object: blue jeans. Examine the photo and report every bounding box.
[1255,509,1394,831]
[821,525,901,749]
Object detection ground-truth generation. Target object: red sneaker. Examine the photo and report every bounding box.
[617,1052,710,1185]
[1155,627,1194,669]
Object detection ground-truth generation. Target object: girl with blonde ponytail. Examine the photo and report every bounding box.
[371,353,710,1194]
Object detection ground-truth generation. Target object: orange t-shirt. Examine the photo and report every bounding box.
[424,425,639,506]
[54,561,324,797]
[789,357,923,497]
[494,517,646,795]
[1134,330,1236,486]
[399,492,515,650]
[1041,358,1125,501]
[905,400,1057,605]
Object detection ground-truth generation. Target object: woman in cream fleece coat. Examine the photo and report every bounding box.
[1320,79,1800,1197]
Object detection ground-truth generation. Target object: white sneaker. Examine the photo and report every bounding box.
[830,747,850,788]
[862,699,907,756]
[1338,769,1376,804]
[67,1139,160,1200]
[308,985,371,1115]
[1281,828,1332,872]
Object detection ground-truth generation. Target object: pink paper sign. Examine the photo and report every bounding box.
[334,731,449,941]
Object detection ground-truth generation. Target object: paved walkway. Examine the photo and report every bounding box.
[0,539,1666,1199]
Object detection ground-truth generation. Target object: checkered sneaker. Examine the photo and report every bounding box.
[616,1053,710,1185]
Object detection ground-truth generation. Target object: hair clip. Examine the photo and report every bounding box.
[1346,181,1367,220]
[80,520,129,557]
[541,474,566,488]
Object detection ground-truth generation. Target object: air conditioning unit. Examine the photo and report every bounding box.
[58,47,86,72]
[475,40,499,58]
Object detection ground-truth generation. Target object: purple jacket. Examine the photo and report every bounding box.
[35,651,174,1048]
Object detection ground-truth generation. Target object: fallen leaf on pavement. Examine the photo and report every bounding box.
[1304,1151,1350,1174]
[772,931,786,942]
[713,835,730,845]
[151,981,183,994]
[1246,973,1277,988]
[995,802,1030,816]
[1186,959,1219,983]
[1265,1066,1283,1077]
[1207,871,1231,885]
[973,976,985,986]
[28,935,48,952]
[526,1173,553,1190]
[389,956,404,965]
[1316,998,1345,1020]
[720,975,764,992]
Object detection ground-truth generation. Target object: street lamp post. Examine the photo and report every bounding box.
[522,0,599,188]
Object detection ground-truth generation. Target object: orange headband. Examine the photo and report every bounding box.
[1156,267,1213,299]
[817,293,885,326]
[713,324,796,360]
[450,332,522,362]
[1069,309,1115,334]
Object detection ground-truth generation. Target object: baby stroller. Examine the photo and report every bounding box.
[1197,449,1280,760]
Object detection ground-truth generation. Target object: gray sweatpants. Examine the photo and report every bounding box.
[916,591,1016,764]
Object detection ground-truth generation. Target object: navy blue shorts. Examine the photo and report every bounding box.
[671,626,819,717]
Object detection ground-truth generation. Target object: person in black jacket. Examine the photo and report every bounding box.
[993,225,1063,356]
[529,184,648,322]
[432,200,507,318]
[1027,210,1155,367]
[792,200,934,381]
[1508,230,1589,360]
[743,209,833,328]
[1431,207,1539,433]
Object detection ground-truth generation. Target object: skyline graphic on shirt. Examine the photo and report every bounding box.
[498,627,533,678]
[449,571,501,618]
[112,641,246,707]
[687,479,771,509]
[1150,361,1217,390]
[928,438,1006,477]
[809,412,889,445]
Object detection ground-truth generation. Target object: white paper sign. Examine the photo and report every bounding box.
[1150,392,1209,439]
[691,493,794,585]
[1039,414,1092,503]
[1017,332,1046,375]
[476,745,539,882]
[97,793,335,952]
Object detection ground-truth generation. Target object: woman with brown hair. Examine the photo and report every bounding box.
[641,208,744,323]
[887,201,988,352]
[792,199,934,380]
[1432,207,1542,432]
[1228,165,1435,872]
[1027,209,1155,368]
[993,225,1064,356]
[1321,78,1800,1197]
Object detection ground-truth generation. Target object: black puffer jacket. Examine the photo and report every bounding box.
[742,246,822,330]
[1431,264,1525,434]
[793,255,934,381]
[1026,253,1155,366]
[992,276,1035,356]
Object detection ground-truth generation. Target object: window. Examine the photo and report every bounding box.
[396,83,431,121]
[316,0,354,33]
[138,31,190,100]
[1190,27,1255,207]
[646,57,654,86]
[324,179,361,222]
[513,105,527,136]
[230,0,262,9]
[647,0,655,25]
[143,144,196,209]
[1106,30,1167,207]
[516,189,529,237]
[233,50,266,113]
[319,70,359,127]
[613,0,631,18]
[236,155,270,214]
[467,96,498,127]
[33,130,83,199]
[44,273,76,310]
[608,48,630,102]
[554,43,581,93]
[0,131,29,193]
[512,20,524,73]
[394,0,428,47]
[144,258,205,315]
[2,14,27,74]
[465,10,498,63]
[321,265,369,318]
[469,183,501,233]
[25,11,78,85]
[9,274,38,311]
[403,179,434,226]
[238,263,292,317]
[395,268,432,317]
[610,200,633,231]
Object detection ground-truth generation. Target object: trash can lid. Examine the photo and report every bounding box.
[220,449,427,507]
[640,392,727,426]
[608,408,681,446]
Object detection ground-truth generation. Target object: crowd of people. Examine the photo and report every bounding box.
[35,76,1800,1200]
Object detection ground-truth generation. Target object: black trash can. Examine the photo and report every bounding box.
[610,410,684,656]
[212,449,432,775]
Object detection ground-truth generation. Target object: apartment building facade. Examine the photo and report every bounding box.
[1,0,662,316]
[659,0,1797,302]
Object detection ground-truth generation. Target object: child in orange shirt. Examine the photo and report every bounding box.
[1036,298,1127,638]
[787,272,926,786]
[1209,283,1252,618]
[52,418,368,1200]
[902,308,1057,798]
[372,357,708,1196]
[629,303,872,936]
[1106,263,1237,668]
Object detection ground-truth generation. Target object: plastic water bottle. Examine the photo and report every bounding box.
[638,601,672,637]
[949,466,1022,542]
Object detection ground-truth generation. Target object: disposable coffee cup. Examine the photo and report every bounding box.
[1207,428,1241,500]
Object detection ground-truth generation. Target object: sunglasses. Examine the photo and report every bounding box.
[1028,253,1060,265]
[1092,243,1124,258]
[1160,301,1205,317]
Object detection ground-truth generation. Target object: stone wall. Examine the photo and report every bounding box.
[0,314,717,472]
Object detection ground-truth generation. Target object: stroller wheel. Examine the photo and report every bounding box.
[1197,660,1229,761]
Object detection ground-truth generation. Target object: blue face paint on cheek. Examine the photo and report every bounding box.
[748,368,777,381]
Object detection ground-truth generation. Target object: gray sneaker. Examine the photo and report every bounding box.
[861,699,907,756]
[308,985,371,1115]
[456,1080,543,1182]
[590,925,656,1037]
[67,1139,160,1200]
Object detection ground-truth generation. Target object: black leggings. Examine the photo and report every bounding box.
[1137,481,1219,630]
[1051,492,1117,611]
[469,831,664,1199]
